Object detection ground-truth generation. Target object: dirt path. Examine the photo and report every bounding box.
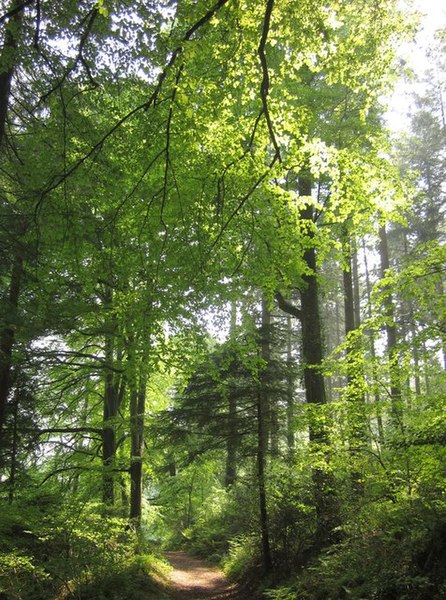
[165,551,243,599]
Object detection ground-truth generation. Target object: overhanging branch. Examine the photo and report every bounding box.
[258,0,281,163]
[275,291,301,319]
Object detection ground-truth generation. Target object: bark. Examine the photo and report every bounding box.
[352,239,361,329]
[363,240,384,446]
[342,234,367,492]
[257,296,272,572]
[298,175,326,412]
[275,173,338,547]
[129,377,145,524]
[8,388,19,503]
[0,253,23,438]
[102,290,119,507]
[298,174,338,547]
[378,225,402,421]
[224,391,237,488]
[343,234,366,392]
[225,300,238,487]
[286,315,295,456]
[0,0,24,147]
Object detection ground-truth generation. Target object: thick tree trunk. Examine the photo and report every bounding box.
[298,174,338,547]
[0,253,23,438]
[276,173,338,547]
[298,175,326,413]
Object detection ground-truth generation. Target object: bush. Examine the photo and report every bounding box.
[0,495,171,600]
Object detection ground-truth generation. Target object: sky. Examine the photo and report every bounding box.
[386,0,446,131]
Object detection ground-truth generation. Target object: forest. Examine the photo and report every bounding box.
[0,0,445,599]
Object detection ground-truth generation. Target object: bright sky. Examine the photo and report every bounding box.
[386,0,446,131]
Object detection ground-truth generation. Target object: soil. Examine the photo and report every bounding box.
[165,551,245,600]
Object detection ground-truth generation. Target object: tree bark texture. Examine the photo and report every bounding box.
[0,0,24,147]
[378,225,402,421]
[0,253,23,438]
[257,296,272,572]
[129,378,145,523]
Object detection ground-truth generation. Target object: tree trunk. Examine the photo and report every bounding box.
[298,175,326,415]
[225,300,238,487]
[257,296,272,572]
[129,376,145,524]
[378,225,402,422]
[0,253,23,438]
[0,0,24,147]
[102,289,119,507]
[298,173,338,547]
[8,388,19,504]
[342,234,367,492]
[352,238,361,329]
[362,241,385,446]
[286,315,295,456]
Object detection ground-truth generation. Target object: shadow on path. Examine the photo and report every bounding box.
[165,551,244,600]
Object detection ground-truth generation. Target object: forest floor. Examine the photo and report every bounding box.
[165,551,245,599]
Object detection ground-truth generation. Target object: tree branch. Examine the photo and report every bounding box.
[0,0,33,24]
[275,291,301,318]
[25,426,104,436]
[258,0,281,163]
[35,0,232,212]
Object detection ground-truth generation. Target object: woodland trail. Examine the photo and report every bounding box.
[165,551,246,600]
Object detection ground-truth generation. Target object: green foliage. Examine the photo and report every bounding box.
[0,1,443,599]
[223,534,261,582]
[290,498,446,600]
[0,495,169,600]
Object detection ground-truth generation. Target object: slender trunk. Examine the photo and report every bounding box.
[130,376,145,524]
[286,315,295,456]
[225,300,238,487]
[257,297,272,572]
[225,392,238,487]
[0,0,24,147]
[102,290,118,507]
[342,234,367,492]
[102,345,117,506]
[0,253,23,438]
[343,246,355,336]
[378,226,402,422]
[408,299,421,395]
[8,388,19,503]
[362,240,384,446]
[422,340,430,394]
[352,239,361,329]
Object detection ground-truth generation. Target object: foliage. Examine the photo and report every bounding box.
[0,1,444,599]
[0,493,170,600]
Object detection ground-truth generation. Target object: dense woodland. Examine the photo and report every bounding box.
[0,0,445,598]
